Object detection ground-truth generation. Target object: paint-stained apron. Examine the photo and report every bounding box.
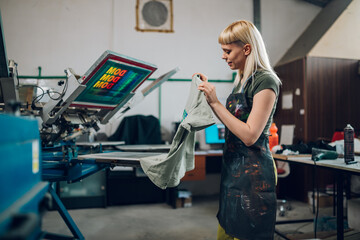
[217,85,277,240]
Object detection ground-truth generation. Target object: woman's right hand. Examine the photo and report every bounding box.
[194,73,220,107]
[192,73,208,82]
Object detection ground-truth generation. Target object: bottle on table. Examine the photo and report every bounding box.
[269,123,279,151]
[344,124,355,164]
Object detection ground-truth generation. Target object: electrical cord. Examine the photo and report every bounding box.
[29,76,68,108]
[52,76,68,100]
[31,85,45,106]
[16,67,68,108]
[47,90,63,100]
[45,76,68,101]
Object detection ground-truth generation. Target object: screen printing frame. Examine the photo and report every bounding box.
[41,50,157,125]
[71,50,157,110]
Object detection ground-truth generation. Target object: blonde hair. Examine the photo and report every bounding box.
[218,20,281,91]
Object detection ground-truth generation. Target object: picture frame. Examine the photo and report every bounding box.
[135,0,174,33]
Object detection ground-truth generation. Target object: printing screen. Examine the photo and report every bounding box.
[205,124,225,144]
[71,51,157,109]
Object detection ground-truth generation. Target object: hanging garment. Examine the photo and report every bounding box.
[108,115,162,144]
[217,72,277,239]
[140,75,215,189]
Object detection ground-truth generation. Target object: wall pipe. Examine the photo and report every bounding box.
[18,67,236,126]
[18,66,237,82]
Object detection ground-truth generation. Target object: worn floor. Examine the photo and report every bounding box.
[42,195,358,240]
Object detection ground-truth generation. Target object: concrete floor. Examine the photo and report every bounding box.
[41,195,349,240]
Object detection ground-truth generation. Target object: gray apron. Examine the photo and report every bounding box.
[217,76,277,239]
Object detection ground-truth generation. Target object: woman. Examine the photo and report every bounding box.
[196,20,281,240]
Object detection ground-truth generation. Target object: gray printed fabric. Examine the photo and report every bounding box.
[140,75,215,189]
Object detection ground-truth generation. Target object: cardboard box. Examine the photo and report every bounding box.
[175,197,192,208]
[308,191,333,208]
[183,197,192,208]
[175,189,192,208]
[176,198,183,208]
[348,198,360,230]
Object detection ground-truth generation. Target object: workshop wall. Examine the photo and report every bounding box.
[309,0,360,59]
[0,0,321,138]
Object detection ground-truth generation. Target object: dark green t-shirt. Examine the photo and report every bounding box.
[234,70,280,135]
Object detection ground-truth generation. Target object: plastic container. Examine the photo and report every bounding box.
[269,123,279,151]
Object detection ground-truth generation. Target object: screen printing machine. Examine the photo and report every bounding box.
[0,17,179,239]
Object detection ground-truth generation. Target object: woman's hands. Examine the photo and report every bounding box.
[193,73,220,107]
[193,72,208,82]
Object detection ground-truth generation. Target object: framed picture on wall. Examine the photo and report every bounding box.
[135,0,174,33]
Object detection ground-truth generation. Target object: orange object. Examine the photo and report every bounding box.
[181,155,206,181]
[269,123,279,151]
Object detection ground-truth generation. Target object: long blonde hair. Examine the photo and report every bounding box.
[218,20,281,91]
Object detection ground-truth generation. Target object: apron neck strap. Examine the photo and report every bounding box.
[239,73,254,93]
